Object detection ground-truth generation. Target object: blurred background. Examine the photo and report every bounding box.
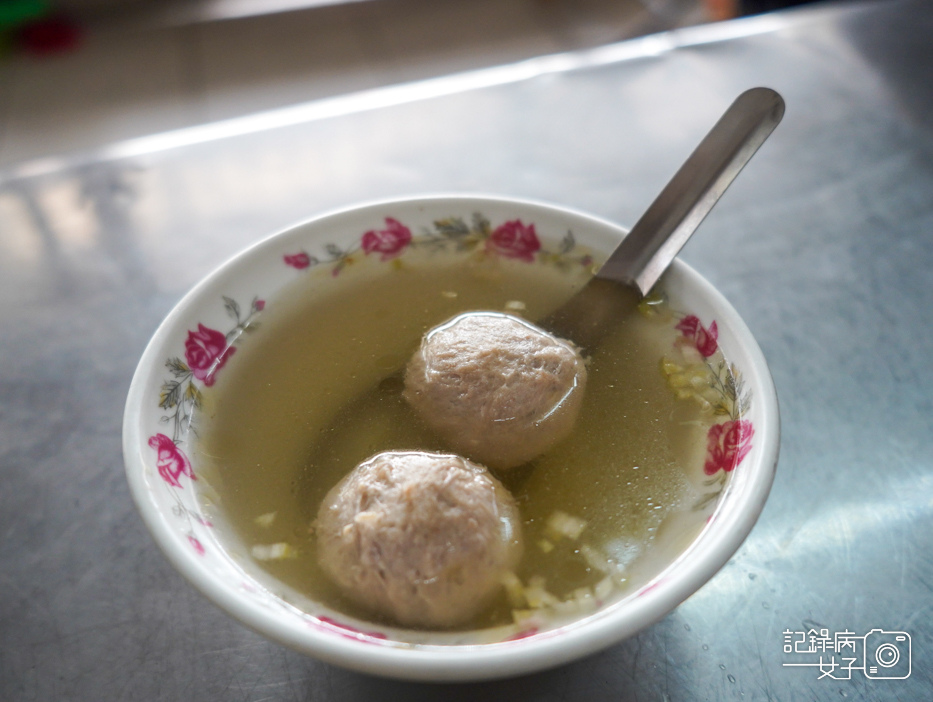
[0,0,819,170]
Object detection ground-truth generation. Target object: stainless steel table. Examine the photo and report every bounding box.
[2,0,931,698]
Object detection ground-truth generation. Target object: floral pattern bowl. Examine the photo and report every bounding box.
[123,194,779,681]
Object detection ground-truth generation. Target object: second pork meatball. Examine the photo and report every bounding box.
[316,451,522,628]
[404,311,587,469]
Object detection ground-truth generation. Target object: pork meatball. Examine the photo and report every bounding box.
[404,311,587,469]
[315,450,522,629]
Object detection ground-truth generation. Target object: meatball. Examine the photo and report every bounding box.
[315,450,522,629]
[404,311,587,469]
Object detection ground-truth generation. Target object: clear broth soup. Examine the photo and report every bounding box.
[194,248,712,630]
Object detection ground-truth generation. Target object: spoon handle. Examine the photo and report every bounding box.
[597,87,785,296]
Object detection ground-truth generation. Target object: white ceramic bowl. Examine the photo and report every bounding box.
[123,194,779,681]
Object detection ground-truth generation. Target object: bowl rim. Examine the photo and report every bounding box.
[123,193,780,681]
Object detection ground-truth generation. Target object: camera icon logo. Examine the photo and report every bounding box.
[863,629,911,679]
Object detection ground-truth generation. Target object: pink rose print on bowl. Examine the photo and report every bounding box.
[644,295,757,509]
[676,315,719,358]
[278,212,593,276]
[310,616,389,643]
[159,297,262,445]
[485,219,541,262]
[188,535,206,556]
[148,432,194,488]
[704,419,754,475]
[284,252,312,269]
[362,217,412,260]
[184,324,235,387]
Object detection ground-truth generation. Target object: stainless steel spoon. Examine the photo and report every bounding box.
[541,87,785,346]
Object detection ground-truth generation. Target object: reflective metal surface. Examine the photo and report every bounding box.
[2,0,932,698]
